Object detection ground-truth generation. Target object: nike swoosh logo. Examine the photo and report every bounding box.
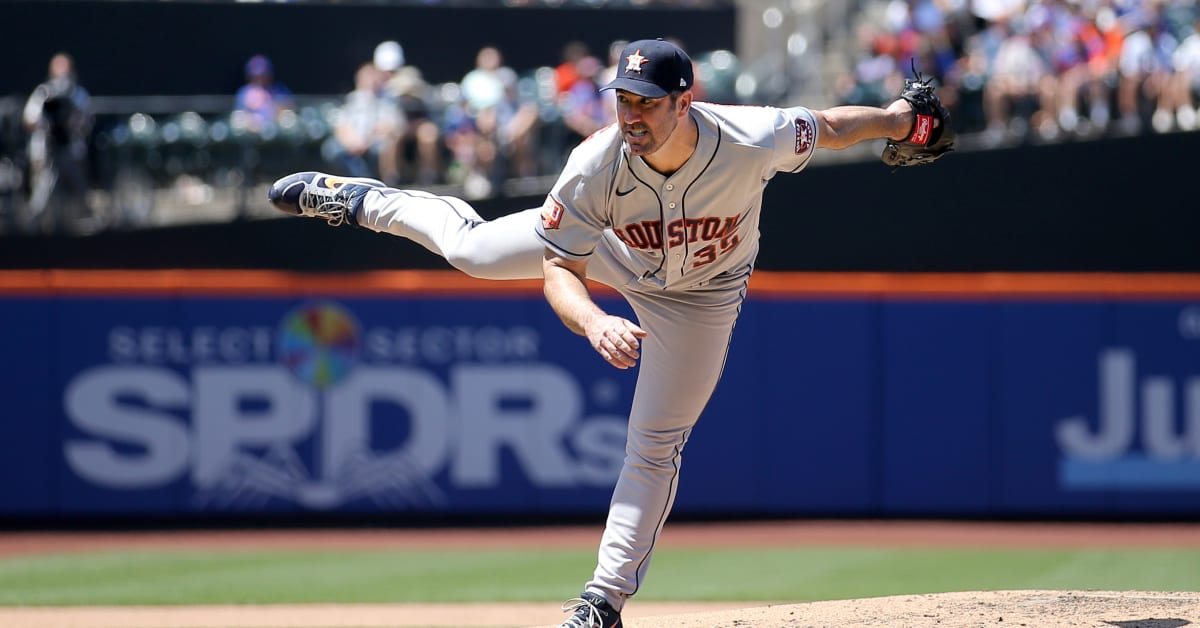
[615,187,636,196]
[319,176,351,189]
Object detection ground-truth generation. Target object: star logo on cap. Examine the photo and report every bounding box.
[624,50,648,74]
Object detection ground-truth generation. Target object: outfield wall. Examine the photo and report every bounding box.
[2,270,1198,520]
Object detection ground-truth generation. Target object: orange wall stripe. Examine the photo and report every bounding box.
[747,272,1200,299]
[1,270,1200,299]
[0,270,547,297]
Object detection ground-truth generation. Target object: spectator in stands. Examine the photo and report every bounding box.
[1028,0,1086,139]
[440,87,490,198]
[1116,5,1177,134]
[234,55,294,133]
[951,31,997,133]
[982,17,1055,142]
[23,52,93,231]
[375,40,442,185]
[1075,1,1123,133]
[1168,15,1200,131]
[554,40,592,96]
[456,45,539,195]
[327,62,402,182]
[842,0,1200,143]
[558,54,613,145]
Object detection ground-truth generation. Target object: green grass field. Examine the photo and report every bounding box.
[2,546,1198,606]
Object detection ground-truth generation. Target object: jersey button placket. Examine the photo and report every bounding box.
[663,182,681,278]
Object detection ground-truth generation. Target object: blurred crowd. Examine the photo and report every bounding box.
[836,0,1200,143]
[1,53,96,233]
[315,39,625,199]
[3,1,1199,234]
[0,41,630,234]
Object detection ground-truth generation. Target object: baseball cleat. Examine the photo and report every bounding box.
[268,171,384,227]
[559,592,622,628]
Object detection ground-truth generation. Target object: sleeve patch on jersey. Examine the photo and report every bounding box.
[794,117,814,154]
[541,197,565,230]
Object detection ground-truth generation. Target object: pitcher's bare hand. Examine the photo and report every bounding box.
[584,315,648,369]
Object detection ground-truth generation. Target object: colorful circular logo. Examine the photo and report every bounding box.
[277,301,361,388]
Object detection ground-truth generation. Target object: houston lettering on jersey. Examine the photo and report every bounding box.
[613,214,742,268]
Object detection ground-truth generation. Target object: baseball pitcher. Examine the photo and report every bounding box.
[269,37,952,628]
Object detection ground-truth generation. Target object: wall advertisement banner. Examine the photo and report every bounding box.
[3,275,1197,517]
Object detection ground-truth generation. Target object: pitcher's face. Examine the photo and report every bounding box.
[614,90,690,156]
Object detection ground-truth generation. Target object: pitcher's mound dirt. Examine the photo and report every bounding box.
[629,590,1200,627]
[2,590,1197,627]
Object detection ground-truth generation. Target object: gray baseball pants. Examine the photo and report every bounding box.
[357,189,746,609]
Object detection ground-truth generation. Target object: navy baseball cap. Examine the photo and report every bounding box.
[601,38,694,98]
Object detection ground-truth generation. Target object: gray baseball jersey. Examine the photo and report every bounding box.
[536,101,818,291]
[352,100,820,611]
